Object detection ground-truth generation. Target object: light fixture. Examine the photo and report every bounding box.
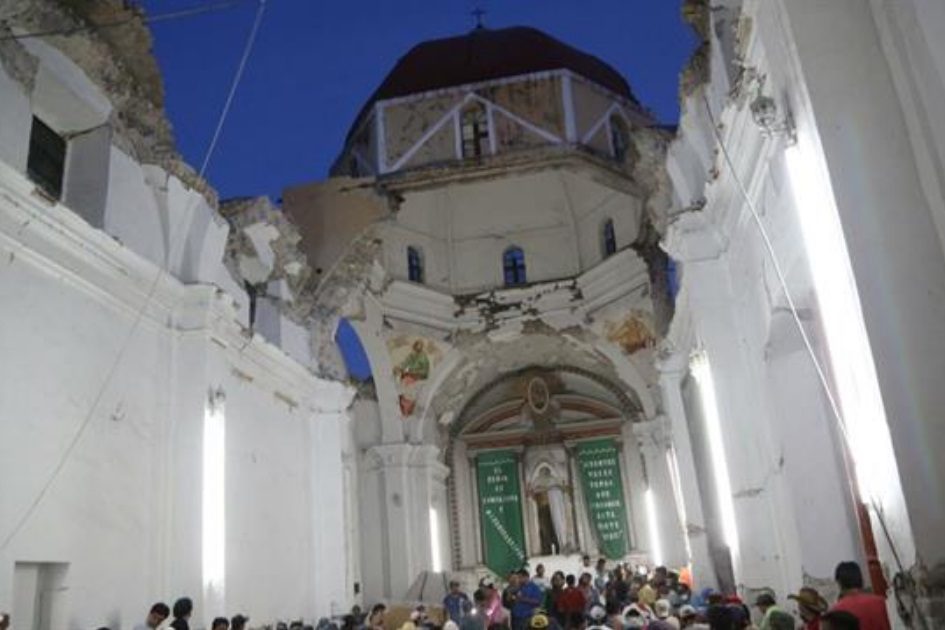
[745,70,796,143]
[429,507,443,573]
[784,134,902,508]
[644,487,663,567]
[203,388,226,602]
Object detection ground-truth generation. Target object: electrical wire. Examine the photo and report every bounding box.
[701,92,929,630]
[0,0,252,42]
[0,0,268,552]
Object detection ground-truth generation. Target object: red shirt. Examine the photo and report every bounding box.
[558,588,586,614]
[831,592,891,630]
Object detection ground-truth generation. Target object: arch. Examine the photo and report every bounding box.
[602,218,617,258]
[450,365,643,439]
[460,103,489,158]
[503,246,527,286]
[407,245,425,283]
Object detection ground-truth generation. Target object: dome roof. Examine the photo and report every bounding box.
[372,26,637,102]
[343,26,640,146]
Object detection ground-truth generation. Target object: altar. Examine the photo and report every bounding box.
[445,370,657,577]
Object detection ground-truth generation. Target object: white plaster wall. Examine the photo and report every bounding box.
[0,163,352,629]
[391,171,640,294]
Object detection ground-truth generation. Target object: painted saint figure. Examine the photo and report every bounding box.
[394,340,431,416]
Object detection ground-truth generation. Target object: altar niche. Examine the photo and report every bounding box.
[524,450,582,557]
[447,368,643,573]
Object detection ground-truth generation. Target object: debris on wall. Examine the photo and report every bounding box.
[0,0,215,204]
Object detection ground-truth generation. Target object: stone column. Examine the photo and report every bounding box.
[665,215,799,598]
[632,419,689,570]
[360,442,448,602]
[656,348,716,590]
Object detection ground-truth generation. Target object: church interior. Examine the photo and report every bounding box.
[0,1,944,629]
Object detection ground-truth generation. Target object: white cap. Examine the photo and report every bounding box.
[654,599,672,619]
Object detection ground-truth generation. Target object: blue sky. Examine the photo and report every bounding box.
[142,0,698,201]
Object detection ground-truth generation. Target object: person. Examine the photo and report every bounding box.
[579,555,593,576]
[134,602,170,630]
[231,615,249,630]
[607,566,629,610]
[585,604,609,630]
[789,586,829,630]
[594,559,609,594]
[478,578,506,628]
[830,562,890,630]
[650,599,680,630]
[755,593,794,630]
[503,571,521,614]
[170,597,193,630]
[0,612,8,630]
[545,571,566,625]
[678,604,708,629]
[558,575,586,630]
[578,572,600,613]
[534,563,551,590]
[528,613,551,630]
[512,569,544,630]
[637,580,658,610]
[461,589,489,630]
[445,580,472,623]
[821,610,860,630]
[369,604,387,630]
[211,618,229,630]
[621,603,649,629]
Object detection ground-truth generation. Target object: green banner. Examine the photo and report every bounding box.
[476,451,527,576]
[577,439,629,559]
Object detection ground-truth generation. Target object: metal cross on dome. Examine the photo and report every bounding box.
[472,6,486,29]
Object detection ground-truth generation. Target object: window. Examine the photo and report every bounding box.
[407,246,424,283]
[602,218,617,258]
[461,104,489,158]
[503,246,526,286]
[27,116,66,200]
[667,257,679,303]
[610,115,629,163]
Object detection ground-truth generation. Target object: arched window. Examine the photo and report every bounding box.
[461,104,490,158]
[610,115,629,163]
[503,246,526,286]
[602,218,617,258]
[407,246,424,283]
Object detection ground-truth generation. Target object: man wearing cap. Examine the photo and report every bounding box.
[755,593,795,630]
[444,580,471,623]
[789,587,829,630]
[584,604,609,630]
[677,604,708,629]
[527,612,551,630]
[648,599,680,630]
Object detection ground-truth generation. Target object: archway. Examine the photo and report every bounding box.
[443,366,650,575]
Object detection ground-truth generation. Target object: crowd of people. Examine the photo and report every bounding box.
[0,558,891,630]
[421,557,891,630]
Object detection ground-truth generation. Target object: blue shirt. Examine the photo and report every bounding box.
[444,592,470,622]
[512,581,544,619]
